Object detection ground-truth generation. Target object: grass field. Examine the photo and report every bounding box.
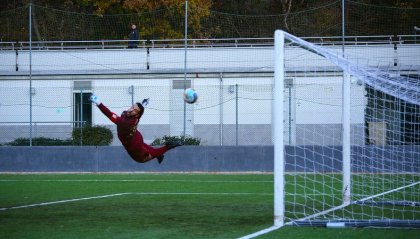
[0,173,418,239]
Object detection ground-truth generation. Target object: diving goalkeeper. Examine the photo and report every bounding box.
[90,94,181,164]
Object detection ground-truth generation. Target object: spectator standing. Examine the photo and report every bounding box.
[128,24,139,48]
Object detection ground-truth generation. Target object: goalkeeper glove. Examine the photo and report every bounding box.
[89,94,101,105]
[141,98,149,107]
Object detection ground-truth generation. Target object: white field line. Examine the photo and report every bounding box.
[0,193,131,211]
[238,180,420,238]
[131,192,273,196]
[285,180,420,224]
[237,225,281,239]
[0,179,330,184]
[0,179,273,183]
[0,192,272,211]
[353,180,420,204]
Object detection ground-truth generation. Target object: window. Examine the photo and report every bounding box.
[73,81,92,127]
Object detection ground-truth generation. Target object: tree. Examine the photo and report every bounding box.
[123,0,212,39]
[211,0,271,15]
[72,0,213,39]
[1,0,419,40]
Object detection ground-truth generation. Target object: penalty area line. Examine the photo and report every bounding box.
[0,193,131,211]
[0,192,271,211]
[0,179,272,183]
[131,192,272,196]
[237,225,281,239]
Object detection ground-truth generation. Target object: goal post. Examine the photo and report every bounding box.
[273,30,420,228]
[273,30,285,228]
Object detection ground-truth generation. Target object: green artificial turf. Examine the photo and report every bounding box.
[0,173,417,239]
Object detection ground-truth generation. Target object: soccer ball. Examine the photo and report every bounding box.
[183,88,198,104]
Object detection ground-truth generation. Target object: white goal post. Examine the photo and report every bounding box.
[273,30,420,228]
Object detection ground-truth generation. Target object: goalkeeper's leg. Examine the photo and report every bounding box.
[143,141,182,164]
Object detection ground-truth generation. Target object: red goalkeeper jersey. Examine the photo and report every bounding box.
[97,103,168,163]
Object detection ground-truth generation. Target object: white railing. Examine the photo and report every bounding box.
[1,35,417,51]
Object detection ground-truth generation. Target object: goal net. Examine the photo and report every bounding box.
[274,30,420,228]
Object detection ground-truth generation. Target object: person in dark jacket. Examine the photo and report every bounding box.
[128,24,139,48]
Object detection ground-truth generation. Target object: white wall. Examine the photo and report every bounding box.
[0,44,417,145]
[0,80,73,123]
[294,76,365,125]
[398,45,420,67]
[2,44,415,74]
[6,49,148,72]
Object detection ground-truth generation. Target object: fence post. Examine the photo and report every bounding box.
[183,0,188,139]
[80,89,83,146]
[129,85,134,105]
[236,84,238,146]
[219,73,223,145]
[29,3,33,146]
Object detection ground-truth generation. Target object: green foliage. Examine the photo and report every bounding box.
[4,125,113,146]
[5,137,74,146]
[72,125,113,146]
[151,135,201,146]
[1,1,419,41]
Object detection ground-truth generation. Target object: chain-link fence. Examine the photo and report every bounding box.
[0,75,373,147]
[1,2,419,42]
[0,1,417,147]
[0,82,276,146]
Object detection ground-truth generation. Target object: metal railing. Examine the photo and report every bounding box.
[1,35,417,51]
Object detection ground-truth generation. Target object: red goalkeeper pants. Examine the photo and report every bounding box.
[122,132,169,163]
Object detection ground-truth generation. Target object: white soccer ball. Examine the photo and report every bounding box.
[183,88,198,104]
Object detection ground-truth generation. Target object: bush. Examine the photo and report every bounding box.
[151,135,201,146]
[72,125,113,146]
[6,137,74,146]
[4,125,113,146]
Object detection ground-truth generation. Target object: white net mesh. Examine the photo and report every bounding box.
[276,31,420,227]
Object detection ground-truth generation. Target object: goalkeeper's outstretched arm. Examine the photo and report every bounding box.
[90,94,118,124]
